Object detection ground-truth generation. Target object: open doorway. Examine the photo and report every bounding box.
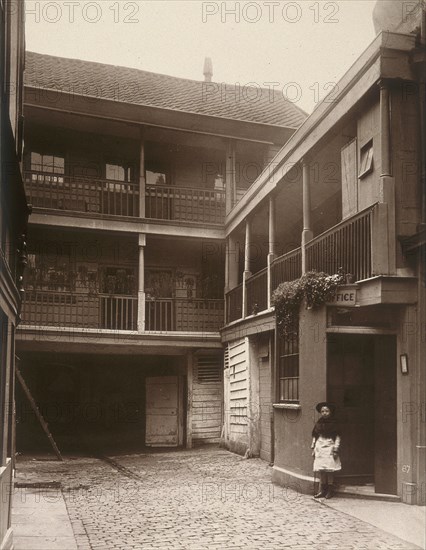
[327,334,397,495]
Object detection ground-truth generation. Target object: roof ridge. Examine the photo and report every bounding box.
[25,51,306,110]
[25,51,308,127]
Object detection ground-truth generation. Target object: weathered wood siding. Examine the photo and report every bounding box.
[192,355,223,444]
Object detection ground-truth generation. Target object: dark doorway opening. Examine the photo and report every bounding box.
[327,334,397,495]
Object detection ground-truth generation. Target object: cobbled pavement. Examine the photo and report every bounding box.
[14,447,420,550]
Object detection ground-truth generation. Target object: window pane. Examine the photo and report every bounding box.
[106,164,125,181]
[30,152,42,171]
[53,156,65,174]
[146,170,166,185]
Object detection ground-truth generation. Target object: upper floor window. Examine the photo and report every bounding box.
[358,140,373,178]
[146,168,167,186]
[30,152,64,183]
[105,163,133,183]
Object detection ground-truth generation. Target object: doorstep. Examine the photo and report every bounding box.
[336,484,401,502]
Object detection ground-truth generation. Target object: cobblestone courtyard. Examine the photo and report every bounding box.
[14,447,420,550]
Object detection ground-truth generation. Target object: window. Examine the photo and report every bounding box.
[358,140,373,178]
[105,163,133,183]
[101,267,136,295]
[278,330,299,403]
[30,152,64,183]
[25,245,76,292]
[146,169,167,186]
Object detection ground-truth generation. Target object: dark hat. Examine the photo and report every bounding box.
[315,401,336,413]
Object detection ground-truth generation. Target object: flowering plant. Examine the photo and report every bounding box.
[272,269,344,338]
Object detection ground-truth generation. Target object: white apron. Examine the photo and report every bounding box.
[313,436,342,472]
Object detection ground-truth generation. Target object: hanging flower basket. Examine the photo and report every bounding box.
[272,269,345,338]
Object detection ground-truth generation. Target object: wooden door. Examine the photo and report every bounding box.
[374,336,397,494]
[259,357,272,463]
[145,376,181,447]
[327,335,375,482]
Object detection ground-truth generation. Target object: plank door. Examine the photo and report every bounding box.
[145,376,180,447]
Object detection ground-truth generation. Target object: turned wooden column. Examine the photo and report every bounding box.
[267,195,277,308]
[137,234,146,331]
[139,131,146,218]
[226,139,236,214]
[242,218,252,318]
[301,161,313,274]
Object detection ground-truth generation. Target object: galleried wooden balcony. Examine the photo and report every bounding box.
[21,292,138,331]
[25,172,140,217]
[24,172,226,224]
[145,184,225,224]
[21,292,224,333]
[145,298,224,332]
[226,206,376,325]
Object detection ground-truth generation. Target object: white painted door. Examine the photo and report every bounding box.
[145,376,180,447]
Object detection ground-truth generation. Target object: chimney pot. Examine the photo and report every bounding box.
[203,57,213,82]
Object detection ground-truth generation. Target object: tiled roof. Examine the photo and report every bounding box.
[25,52,307,128]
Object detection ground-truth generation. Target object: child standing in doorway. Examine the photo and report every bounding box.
[311,402,341,499]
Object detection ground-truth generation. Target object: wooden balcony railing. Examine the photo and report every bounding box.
[246,268,268,316]
[225,207,375,326]
[25,173,226,224]
[21,291,138,330]
[271,248,302,293]
[100,295,137,331]
[146,184,225,224]
[305,207,373,281]
[24,172,139,217]
[145,298,224,332]
[225,283,243,324]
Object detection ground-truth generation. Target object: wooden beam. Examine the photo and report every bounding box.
[16,365,63,461]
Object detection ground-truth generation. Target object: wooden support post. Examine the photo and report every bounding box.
[186,351,194,449]
[301,161,313,274]
[137,234,146,332]
[267,196,276,308]
[378,81,396,275]
[242,219,252,318]
[226,140,236,214]
[227,234,239,290]
[380,82,391,178]
[139,131,146,218]
[16,366,63,461]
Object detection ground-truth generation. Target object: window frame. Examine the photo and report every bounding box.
[277,329,300,404]
[358,139,374,178]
